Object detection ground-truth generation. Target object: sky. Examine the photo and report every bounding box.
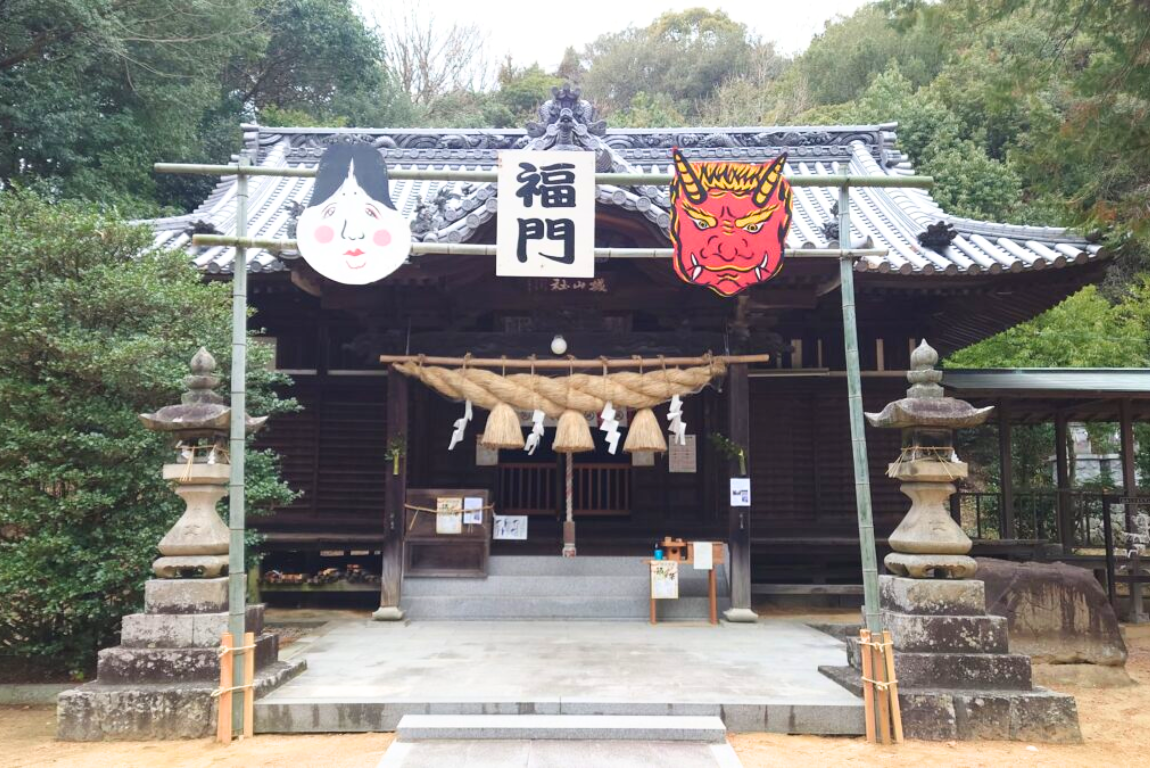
[360,0,874,71]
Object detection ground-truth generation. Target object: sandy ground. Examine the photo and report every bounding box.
[1,623,1147,768]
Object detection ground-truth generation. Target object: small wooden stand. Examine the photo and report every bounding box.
[859,628,903,744]
[646,542,724,625]
[215,631,256,743]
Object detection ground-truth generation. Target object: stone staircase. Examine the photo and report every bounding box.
[400,555,730,620]
[378,714,743,767]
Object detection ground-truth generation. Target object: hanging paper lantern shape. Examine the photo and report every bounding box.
[523,409,546,455]
[623,407,668,454]
[599,402,621,455]
[553,410,595,454]
[481,402,525,450]
[295,144,413,286]
[668,148,793,297]
[448,400,473,450]
[666,394,687,446]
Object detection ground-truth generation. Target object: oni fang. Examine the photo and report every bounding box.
[669,148,793,297]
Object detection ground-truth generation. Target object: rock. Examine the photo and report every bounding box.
[976,557,1128,667]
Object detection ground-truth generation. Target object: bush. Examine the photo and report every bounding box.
[0,191,294,677]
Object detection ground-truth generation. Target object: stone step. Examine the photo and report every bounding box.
[845,641,1032,691]
[395,714,728,743]
[377,740,746,768]
[881,610,1010,654]
[402,574,729,598]
[121,605,265,648]
[817,665,1080,742]
[487,555,728,579]
[879,576,986,617]
[96,632,279,683]
[399,595,730,621]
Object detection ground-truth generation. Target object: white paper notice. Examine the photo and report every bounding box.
[692,541,713,571]
[730,477,751,507]
[436,511,463,535]
[494,515,528,540]
[463,496,484,525]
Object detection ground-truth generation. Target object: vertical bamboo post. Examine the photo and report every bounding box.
[873,637,892,744]
[217,632,234,744]
[228,156,250,735]
[839,163,882,636]
[243,631,255,738]
[859,629,876,744]
[883,630,904,743]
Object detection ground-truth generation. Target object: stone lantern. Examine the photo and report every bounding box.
[865,341,993,579]
[139,347,266,578]
[819,340,1082,743]
[56,348,302,742]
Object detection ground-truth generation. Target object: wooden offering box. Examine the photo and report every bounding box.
[403,488,491,578]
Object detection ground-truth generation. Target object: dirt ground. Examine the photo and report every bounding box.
[2,624,1147,768]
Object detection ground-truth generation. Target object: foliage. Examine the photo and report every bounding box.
[0,192,295,674]
[581,8,784,121]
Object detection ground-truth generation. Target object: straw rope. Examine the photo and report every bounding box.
[393,361,727,417]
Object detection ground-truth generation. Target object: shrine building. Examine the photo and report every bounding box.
[149,88,1124,620]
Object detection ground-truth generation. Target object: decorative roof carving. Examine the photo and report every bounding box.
[918,221,958,249]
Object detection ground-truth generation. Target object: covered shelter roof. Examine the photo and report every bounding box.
[942,369,1150,422]
[150,88,1103,280]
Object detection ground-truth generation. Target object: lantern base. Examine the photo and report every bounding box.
[152,554,228,579]
[885,552,977,580]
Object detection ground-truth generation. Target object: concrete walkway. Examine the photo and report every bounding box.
[257,619,864,735]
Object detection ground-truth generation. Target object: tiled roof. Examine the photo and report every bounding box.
[150,90,1102,277]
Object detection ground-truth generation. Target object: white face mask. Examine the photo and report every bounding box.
[296,161,412,285]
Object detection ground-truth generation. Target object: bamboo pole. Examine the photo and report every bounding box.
[379,353,767,369]
[154,162,934,189]
[188,234,890,261]
[838,162,882,637]
[883,630,904,744]
[217,632,234,744]
[243,631,255,738]
[227,156,249,736]
[859,629,877,744]
[873,637,892,745]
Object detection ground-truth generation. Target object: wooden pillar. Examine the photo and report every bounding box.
[1055,412,1073,551]
[374,366,408,620]
[724,363,757,622]
[998,400,1016,540]
[1120,398,1138,534]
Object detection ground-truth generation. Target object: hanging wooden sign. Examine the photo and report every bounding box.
[669,148,792,297]
[296,144,412,285]
[497,150,595,279]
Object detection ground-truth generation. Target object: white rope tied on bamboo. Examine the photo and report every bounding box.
[394,361,727,417]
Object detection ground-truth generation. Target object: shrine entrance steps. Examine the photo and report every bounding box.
[253,619,865,738]
[377,714,743,767]
[400,555,731,620]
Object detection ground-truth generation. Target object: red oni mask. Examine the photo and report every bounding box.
[669,148,793,297]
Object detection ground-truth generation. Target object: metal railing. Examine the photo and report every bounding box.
[952,489,1144,549]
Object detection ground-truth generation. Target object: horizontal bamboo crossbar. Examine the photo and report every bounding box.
[154,162,934,189]
[379,354,767,369]
[188,234,888,260]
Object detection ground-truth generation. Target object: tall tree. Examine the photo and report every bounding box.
[581,8,783,121]
[0,0,267,214]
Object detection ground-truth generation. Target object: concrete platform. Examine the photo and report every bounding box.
[255,619,864,735]
[378,740,745,768]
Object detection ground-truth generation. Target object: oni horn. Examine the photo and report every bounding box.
[752,153,788,207]
[672,147,706,204]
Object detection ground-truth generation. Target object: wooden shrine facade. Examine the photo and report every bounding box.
[153,88,1111,606]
